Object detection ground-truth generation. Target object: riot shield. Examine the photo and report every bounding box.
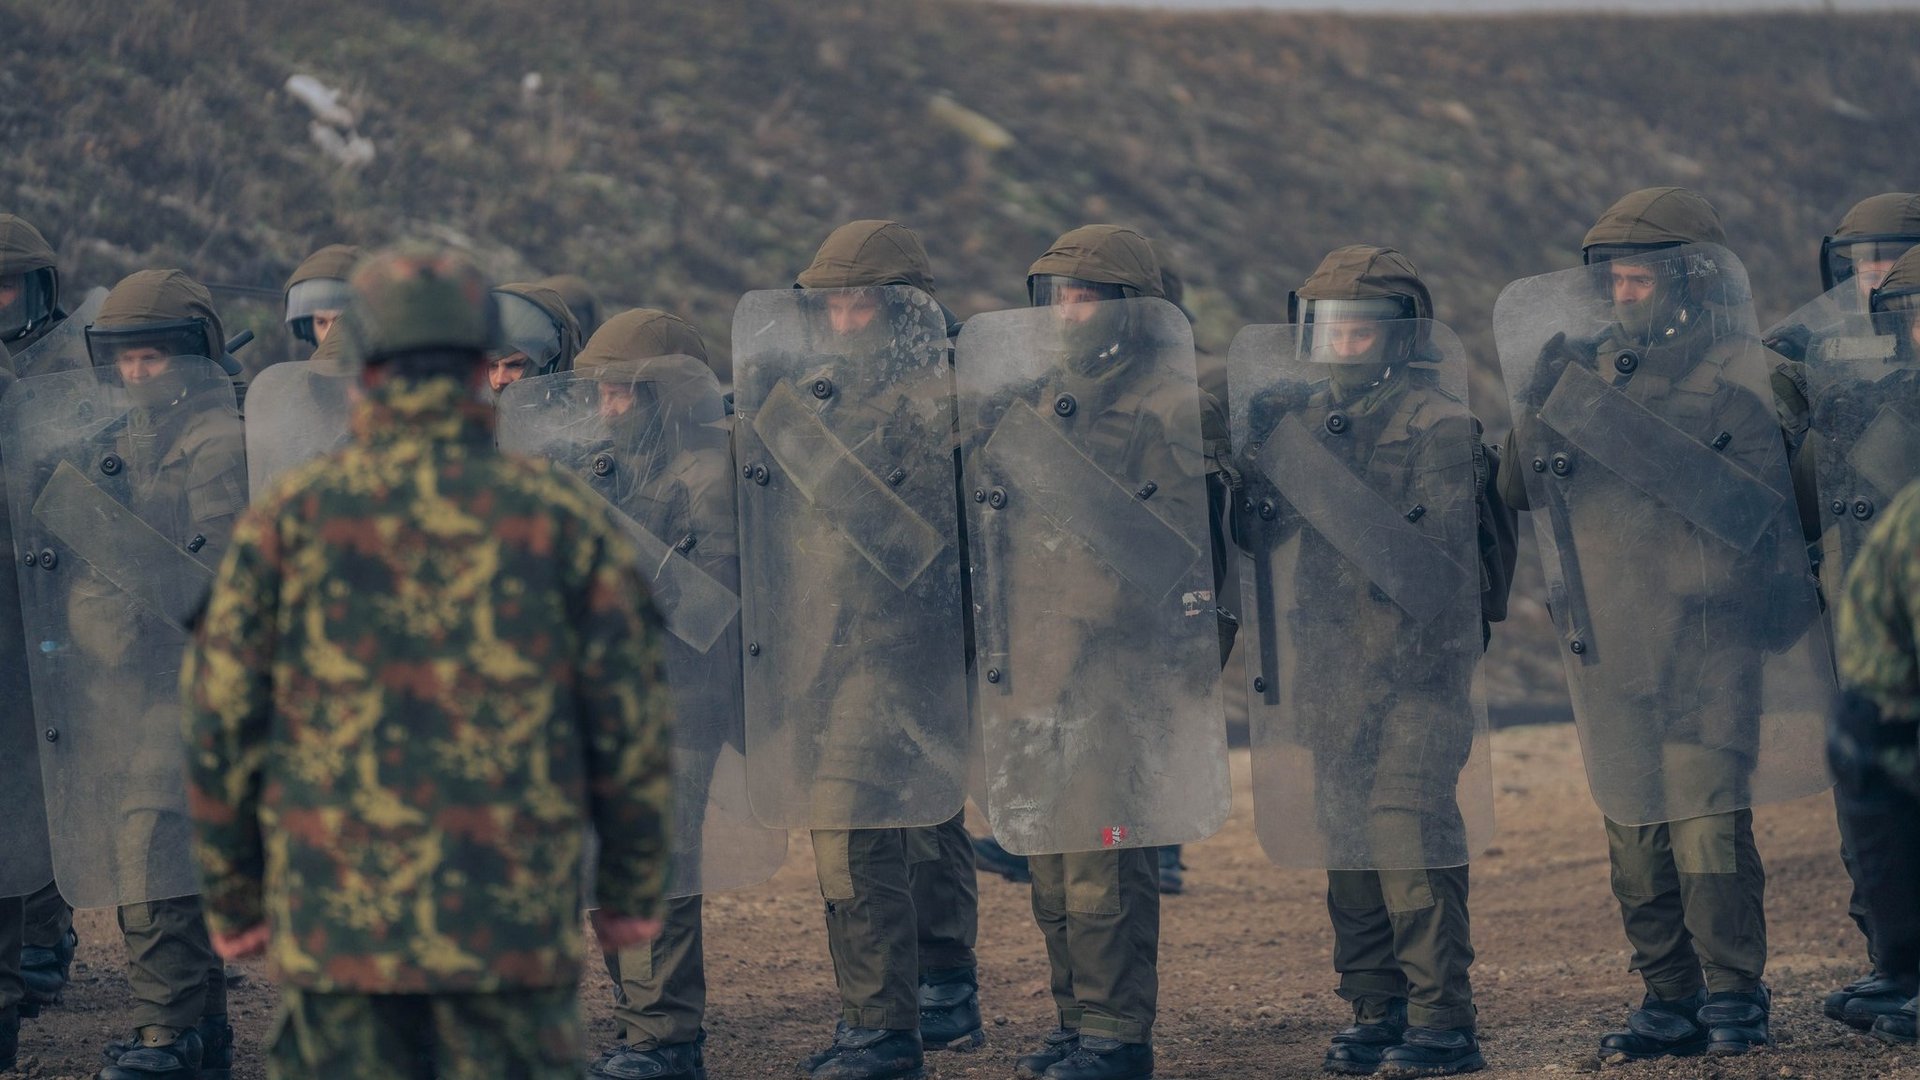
[1494,243,1834,826]
[8,287,106,381]
[956,297,1230,855]
[1227,319,1493,869]
[3,355,247,907]
[498,363,785,895]
[243,359,355,500]
[1766,283,1920,579]
[731,286,971,830]
[0,432,51,897]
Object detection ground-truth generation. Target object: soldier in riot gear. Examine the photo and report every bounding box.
[959,226,1233,1080]
[1230,246,1513,1076]
[1762,195,1920,1031]
[1496,188,1834,1061]
[0,212,75,1038]
[733,221,980,1080]
[281,243,360,353]
[498,307,787,1080]
[1823,248,1920,1048]
[487,281,580,395]
[3,269,248,1079]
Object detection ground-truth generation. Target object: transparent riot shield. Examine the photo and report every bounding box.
[498,362,786,895]
[1228,319,1493,869]
[0,447,51,897]
[8,287,106,381]
[956,297,1230,855]
[3,355,247,907]
[1494,244,1835,826]
[1766,284,1920,580]
[244,359,355,501]
[731,286,970,829]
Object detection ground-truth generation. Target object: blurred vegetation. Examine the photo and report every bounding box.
[5,0,1914,705]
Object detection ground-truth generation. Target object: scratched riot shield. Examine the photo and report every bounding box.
[8,287,105,381]
[0,372,52,897]
[3,355,247,907]
[1228,318,1492,869]
[243,358,355,500]
[956,297,1229,855]
[1765,283,1920,579]
[499,362,786,894]
[731,286,970,829]
[1494,243,1834,825]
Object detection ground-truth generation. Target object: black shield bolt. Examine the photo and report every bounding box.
[812,377,834,399]
[100,454,122,476]
[987,487,1008,510]
[1054,394,1077,417]
[1532,457,1547,473]
[747,642,761,657]
[1550,453,1573,477]
[1259,500,1277,521]
[750,464,770,486]
[1832,499,1847,517]
[1325,412,1348,435]
[1135,481,1158,500]
[1614,351,1639,374]
[973,489,987,503]
[39,549,57,569]
[591,454,614,477]
[1710,432,1731,451]
[1853,498,1875,521]
[886,467,906,487]
[44,728,57,743]
[22,552,35,568]
[1252,676,1267,694]
[1405,504,1426,523]
[1570,639,1586,655]
[986,669,1001,684]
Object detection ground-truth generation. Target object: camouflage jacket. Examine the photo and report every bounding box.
[1836,479,1920,795]
[182,374,675,993]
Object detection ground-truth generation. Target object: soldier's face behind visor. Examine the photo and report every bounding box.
[488,352,530,392]
[115,346,174,384]
[825,291,882,337]
[598,380,638,419]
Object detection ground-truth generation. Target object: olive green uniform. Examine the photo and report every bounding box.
[1498,193,1796,1003]
[776,222,981,1037]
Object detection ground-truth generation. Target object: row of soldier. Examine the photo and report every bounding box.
[0,184,1914,1080]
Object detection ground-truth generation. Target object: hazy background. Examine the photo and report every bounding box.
[6,0,1917,711]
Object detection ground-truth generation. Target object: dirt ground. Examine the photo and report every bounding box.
[9,723,1915,1079]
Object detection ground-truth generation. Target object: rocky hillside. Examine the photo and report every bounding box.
[6,0,1914,706]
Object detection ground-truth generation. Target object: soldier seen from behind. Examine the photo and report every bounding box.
[181,244,674,1079]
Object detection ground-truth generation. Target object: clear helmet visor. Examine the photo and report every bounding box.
[1028,275,1127,310]
[284,277,353,346]
[490,292,565,371]
[85,318,215,371]
[0,270,56,342]
[1826,236,1920,294]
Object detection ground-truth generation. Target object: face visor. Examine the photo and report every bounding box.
[490,291,566,374]
[1028,275,1128,310]
[1823,236,1920,294]
[85,318,216,370]
[0,269,58,343]
[284,276,354,346]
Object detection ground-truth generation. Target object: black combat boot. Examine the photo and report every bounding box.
[195,1015,233,1080]
[1378,1027,1485,1076]
[918,968,984,1051]
[98,1025,204,1080]
[802,1026,923,1080]
[1839,974,1918,1031]
[1155,848,1184,896]
[1324,998,1407,1075]
[1871,997,1916,1046]
[972,836,1031,884]
[20,927,77,1017]
[590,1039,706,1080]
[1015,1028,1079,1079]
[1596,991,1708,1061]
[1041,1035,1152,1080]
[1700,986,1771,1056]
[1,1004,18,1072]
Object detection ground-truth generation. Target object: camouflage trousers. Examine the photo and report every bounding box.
[268,985,580,1080]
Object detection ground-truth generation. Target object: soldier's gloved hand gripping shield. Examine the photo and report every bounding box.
[731,286,971,829]
[498,360,786,895]
[3,354,247,907]
[1228,315,1492,869]
[956,296,1230,855]
[1765,282,1920,579]
[1494,243,1835,825]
